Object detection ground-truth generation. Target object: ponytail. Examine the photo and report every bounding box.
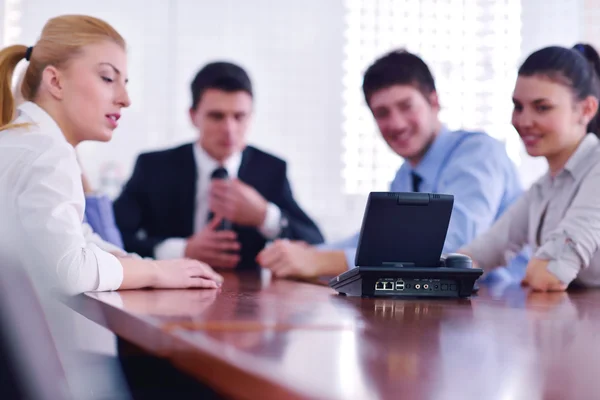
[0,45,28,129]
[573,43,600,138]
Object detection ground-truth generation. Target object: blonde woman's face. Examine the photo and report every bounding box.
[61,40,131,143]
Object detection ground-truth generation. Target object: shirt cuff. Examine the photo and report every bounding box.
[92,245,124,291]
[154,238,187,260]
[546,259,579,285]
[259,202,282,239]
[535,237,583,284]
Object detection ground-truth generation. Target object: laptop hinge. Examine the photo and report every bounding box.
[381,262,416,267]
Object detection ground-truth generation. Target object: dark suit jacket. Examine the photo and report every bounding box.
[113,143,325,269]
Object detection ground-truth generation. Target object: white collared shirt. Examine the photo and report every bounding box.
[154,142,282,260]
[192,142,242,233]
[0,102,124,296]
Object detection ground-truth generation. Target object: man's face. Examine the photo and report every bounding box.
[369,84,440,164]
[190,89,253,161]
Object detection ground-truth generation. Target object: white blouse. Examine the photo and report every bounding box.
[0,102,124,295]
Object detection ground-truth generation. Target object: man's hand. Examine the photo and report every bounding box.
[184,215,241,268]
[257,239,321,278]
[521,258,568,292]
[210,178,268,227]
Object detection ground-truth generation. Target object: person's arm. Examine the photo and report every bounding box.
[16,146,224,296]
[85,194,124,249]
[81,222,127,257]
[318,232,360,270]
[257,232,360,279]
[117,256,223,291]
[77,151,125,249]
[438,136,523,253]
[16,146,125,296]
[257,241,348,278]
[459,190,531,271]
[113,155,173,258]
[81,219,225,290]
[533,163,600,285]
[308,250,348,277]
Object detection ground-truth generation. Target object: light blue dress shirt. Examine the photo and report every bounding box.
[85,195,124,249]
[322,127,529,280]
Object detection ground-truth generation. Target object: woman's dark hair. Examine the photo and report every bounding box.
[518,43,600,137]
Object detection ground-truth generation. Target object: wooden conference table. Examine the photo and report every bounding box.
[70,270,600,400]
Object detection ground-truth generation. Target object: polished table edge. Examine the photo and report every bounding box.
[67,292,320,400]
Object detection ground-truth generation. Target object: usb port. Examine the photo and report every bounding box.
[395,280,405,291]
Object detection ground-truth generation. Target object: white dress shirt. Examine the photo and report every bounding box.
[0,102,124,296]
[154,142,282,260]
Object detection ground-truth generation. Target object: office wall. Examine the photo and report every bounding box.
[16,0,353,241]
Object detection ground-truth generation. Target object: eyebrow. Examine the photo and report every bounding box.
[395,98,412,105]
[99,62,129,83]
[512,98,548,104]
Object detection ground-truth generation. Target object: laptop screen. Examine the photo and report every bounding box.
[354,192,453,268]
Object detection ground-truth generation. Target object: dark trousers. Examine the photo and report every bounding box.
[117,338,223,400]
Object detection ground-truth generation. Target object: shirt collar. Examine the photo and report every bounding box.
[564,134,600,180]
[193,142,242,179]
[411,125,453,183]
[17,101,66,143]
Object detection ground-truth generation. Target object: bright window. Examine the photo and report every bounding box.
[341,0,522,194]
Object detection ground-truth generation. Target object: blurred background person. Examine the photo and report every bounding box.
[113,61,325,270]
[258,50,526,282]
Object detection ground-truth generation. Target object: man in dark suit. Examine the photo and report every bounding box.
[113,62,324,270]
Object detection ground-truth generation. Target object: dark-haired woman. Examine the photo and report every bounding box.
[460,44,600,291]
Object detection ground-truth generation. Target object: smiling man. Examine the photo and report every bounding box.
[258,49,527,280]
[114,61,324,269]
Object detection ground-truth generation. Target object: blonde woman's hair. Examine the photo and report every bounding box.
[12,67,26,106]
[0,15,125,131]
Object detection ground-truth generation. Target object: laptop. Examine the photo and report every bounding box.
[329,192,482,298]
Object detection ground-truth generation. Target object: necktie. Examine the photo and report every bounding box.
[411,171,423,193]
[207,167,229,225]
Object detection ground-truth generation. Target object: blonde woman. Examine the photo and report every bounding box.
[0,15,223,296]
